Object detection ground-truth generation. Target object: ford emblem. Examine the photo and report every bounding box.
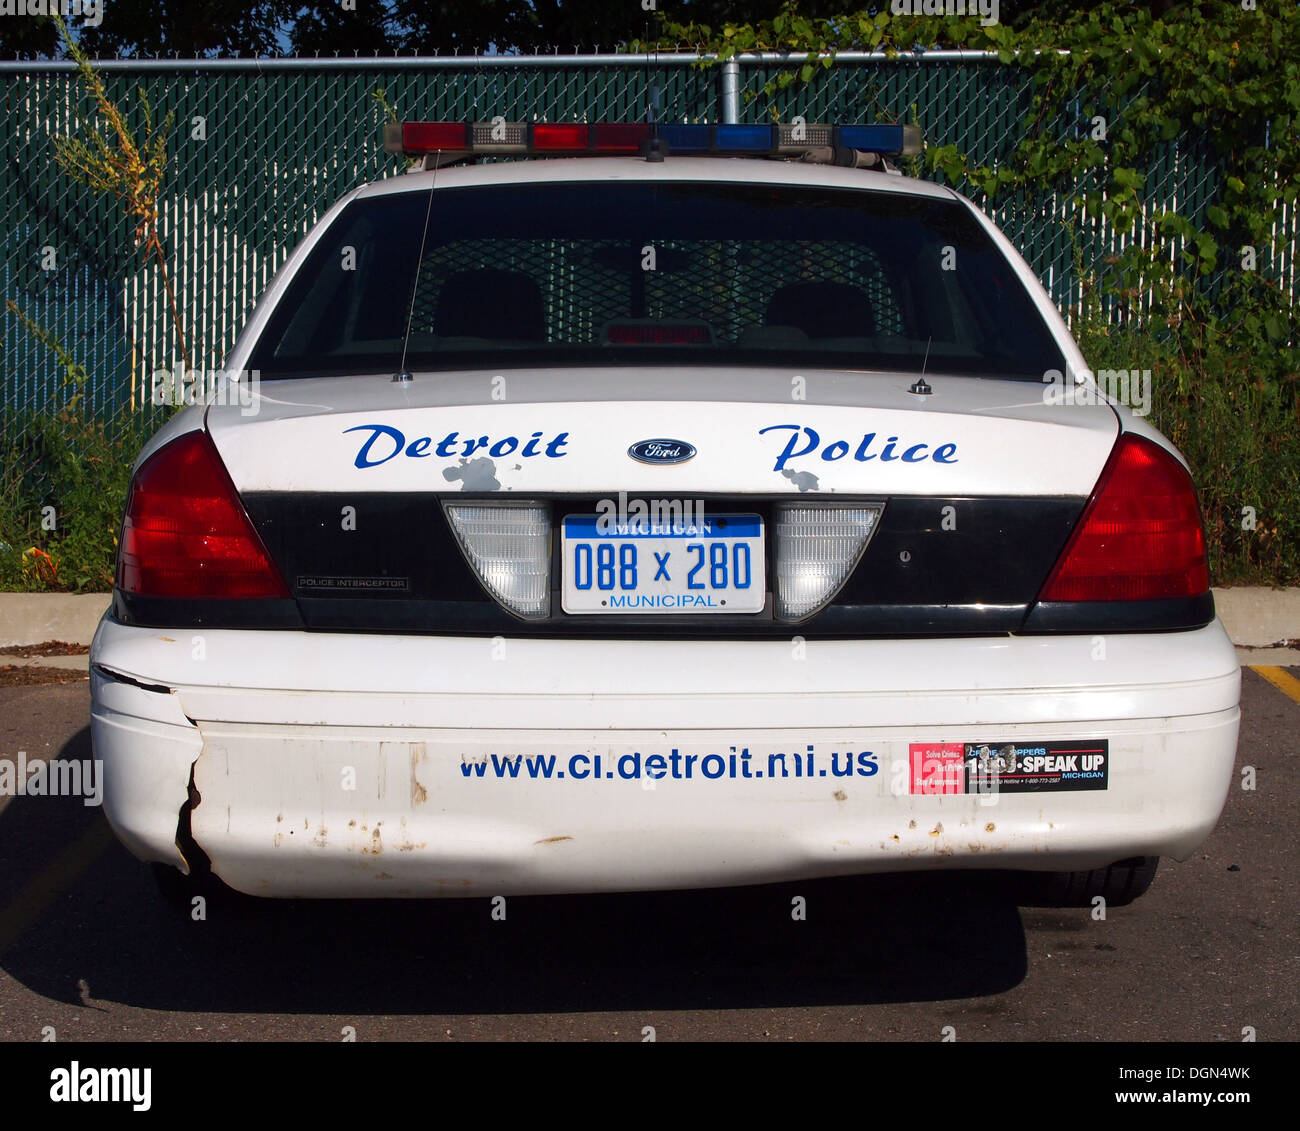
[628,438,696,465]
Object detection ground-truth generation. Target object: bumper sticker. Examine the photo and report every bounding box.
[910,740,1109,795]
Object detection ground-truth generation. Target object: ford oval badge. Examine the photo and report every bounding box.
[628,438,696,465]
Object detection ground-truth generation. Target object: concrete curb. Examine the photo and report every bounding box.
[1236,647,1300,666]
[0,593,112,649]
[1208,587,1300,648]
[1,587,1299,650]
[1,654,90,671]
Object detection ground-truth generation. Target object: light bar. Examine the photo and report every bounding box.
[443,501,552,619]
[409,121,469,151]
[773,503,885,620]
[715,124,775,150]
[534,122,587,149]
[384,120,922,159]
[776,122,833,149]
[838,124,922,156]
[471,120,527,147]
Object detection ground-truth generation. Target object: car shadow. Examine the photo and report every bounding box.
[1,725,1029,1015]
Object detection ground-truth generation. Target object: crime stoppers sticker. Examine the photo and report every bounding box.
[909,740,1109,795]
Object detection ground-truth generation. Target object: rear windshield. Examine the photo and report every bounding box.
[248,179,1065,380]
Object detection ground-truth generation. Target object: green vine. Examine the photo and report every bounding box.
[651,0,1299,583]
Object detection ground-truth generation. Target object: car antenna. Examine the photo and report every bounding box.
[393,158,440,383]
[910,336,933,396]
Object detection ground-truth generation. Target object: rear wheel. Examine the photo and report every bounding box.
[1018,856,1159,908]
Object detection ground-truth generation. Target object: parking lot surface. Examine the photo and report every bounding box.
[0,670,1294,1042]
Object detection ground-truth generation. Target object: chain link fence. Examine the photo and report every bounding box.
[0,54,1289,448]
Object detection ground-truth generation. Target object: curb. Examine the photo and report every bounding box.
[1,587,1299,650]
[0,593,113,649]
[1206,587,1300,648]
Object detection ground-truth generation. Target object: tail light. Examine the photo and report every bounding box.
[117,431,289,599]
[1038,433,1209,602]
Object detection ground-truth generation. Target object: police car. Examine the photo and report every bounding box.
[90,119,1241,906]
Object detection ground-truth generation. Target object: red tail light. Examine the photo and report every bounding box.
[1038,433,1209,602]
[117,431,289,599]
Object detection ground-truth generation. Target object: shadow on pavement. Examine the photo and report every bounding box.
[1,724,1029,1016]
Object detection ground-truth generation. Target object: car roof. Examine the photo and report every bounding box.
[352,154,961,202]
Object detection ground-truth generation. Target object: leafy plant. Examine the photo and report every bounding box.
[3,299,90,413]
[0,15,185,592]
[0,410,158,593]
[48,11,189,369]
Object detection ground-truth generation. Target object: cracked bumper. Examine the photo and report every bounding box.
[89,614,1241,897]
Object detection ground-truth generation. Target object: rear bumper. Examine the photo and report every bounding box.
[89,617,1241,897]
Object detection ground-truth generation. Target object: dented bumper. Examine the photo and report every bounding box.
[89,615,1241,897]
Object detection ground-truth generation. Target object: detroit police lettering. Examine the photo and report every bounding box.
[759,424,959,472]
[345,423,570,469]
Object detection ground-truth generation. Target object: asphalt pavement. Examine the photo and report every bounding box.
[0,670,1295,1042]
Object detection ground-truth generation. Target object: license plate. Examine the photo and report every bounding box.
[562,513,765,614]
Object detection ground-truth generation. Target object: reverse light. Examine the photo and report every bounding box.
[443,502,551,619]
[118,431,289,600]
[1038,434,1209,602]
[774,503,884,620]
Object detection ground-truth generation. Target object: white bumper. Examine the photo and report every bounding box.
[89,618,1241,897]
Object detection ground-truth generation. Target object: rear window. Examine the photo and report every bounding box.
[248,180,1065,380]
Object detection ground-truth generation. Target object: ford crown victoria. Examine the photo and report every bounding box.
[89,121,1241,906]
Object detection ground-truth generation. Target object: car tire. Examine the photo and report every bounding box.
[1018,856,1159,908]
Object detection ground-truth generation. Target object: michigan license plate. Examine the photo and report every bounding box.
[561,513,765,614]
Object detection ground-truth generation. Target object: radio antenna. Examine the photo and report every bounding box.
[909,335,934,396]
[394,157,439,383]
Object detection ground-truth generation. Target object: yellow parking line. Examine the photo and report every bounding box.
[0,818,115,955]
[1250,665,1300,706]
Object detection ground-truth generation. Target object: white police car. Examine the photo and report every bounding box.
[90,120,1241,906]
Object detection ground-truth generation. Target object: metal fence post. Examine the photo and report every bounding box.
[720,58,740,123]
